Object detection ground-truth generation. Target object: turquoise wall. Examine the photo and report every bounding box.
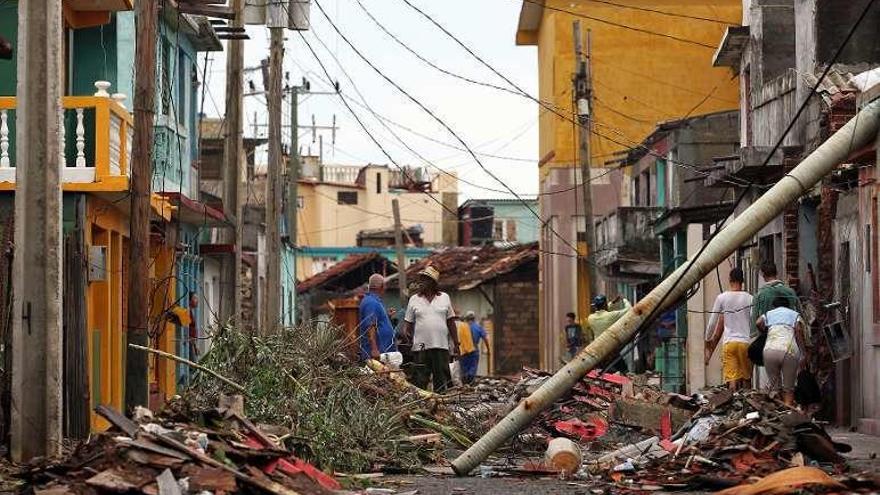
[174,224,203,386]
[152,18,199,198]
[492,202,540,244]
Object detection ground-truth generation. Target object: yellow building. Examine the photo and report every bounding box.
[294,162,458,280]
[515,0,741,369]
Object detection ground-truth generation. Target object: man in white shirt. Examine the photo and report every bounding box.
[705,268,754,390]
[403,266,460,392]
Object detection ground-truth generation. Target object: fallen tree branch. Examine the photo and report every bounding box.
[366,359,435,399]
[128,343,246,392]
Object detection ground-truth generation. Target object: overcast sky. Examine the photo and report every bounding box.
[202,0,539,202]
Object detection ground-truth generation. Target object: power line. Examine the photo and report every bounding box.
[577,0,739,25]
[304,28,546,197]
[312,0,584,259]
[297,28,602,262]
[394,0,752,188]
[629,0,879,342]
[512,0,721,49]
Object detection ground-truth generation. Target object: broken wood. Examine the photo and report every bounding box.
[147,432,302,495]
[95,405,140,437]
[128,343,245,392]
[366,359,434,399]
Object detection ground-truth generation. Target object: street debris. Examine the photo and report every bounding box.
[6,323,880,494]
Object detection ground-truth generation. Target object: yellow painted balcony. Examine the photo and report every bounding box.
[0,96,132,192]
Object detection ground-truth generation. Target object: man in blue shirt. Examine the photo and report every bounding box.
[461,311,489,383]
[359,274,397,361]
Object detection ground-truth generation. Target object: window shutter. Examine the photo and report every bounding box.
[507,219,517,242]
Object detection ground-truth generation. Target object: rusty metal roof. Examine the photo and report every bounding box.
[297,252,394,294]
[405,242,538,291]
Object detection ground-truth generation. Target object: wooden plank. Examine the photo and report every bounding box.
[148,433,303,495]
[94,404,139,437]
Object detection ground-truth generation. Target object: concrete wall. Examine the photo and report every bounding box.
[297,165,454,248]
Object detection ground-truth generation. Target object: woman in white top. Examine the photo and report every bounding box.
[756,296,810,405]
[403,266,460,393]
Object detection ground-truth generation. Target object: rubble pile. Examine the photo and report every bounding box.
[8,323,880,494]
[19,405,343,495]
[448,370,880,493]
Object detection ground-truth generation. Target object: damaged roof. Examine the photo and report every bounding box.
[298,252,395,294]
[404,242,538,291]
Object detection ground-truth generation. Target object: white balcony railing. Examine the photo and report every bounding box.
[0,96,133,190]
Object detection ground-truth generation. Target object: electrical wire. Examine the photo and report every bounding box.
[577,0,739,25]
[388,0,752,188]
[511,0,722,49]
[312,0,584,259]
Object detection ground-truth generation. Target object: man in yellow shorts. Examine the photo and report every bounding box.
[705,268,754,390]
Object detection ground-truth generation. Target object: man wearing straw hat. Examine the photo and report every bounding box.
[403,266,460,392]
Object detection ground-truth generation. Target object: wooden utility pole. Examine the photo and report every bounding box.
[392,199,407,297]
[125,0,159,410]
[263,26,284,333]
[573,21,599,298]
[10,0,63,461]
[223,0,244,326]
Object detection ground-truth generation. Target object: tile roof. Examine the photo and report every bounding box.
[405,242,538,291]
[297,252,394,294]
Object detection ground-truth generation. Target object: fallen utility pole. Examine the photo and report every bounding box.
[262,25,284,333]
[222,0,244,326]
[10,0,63,461]
[125,0,159,411]
[573,21,599,299]
[392,199,407,298]
[451,99,880,475]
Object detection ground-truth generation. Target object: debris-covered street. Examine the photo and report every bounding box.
[6,326,880,494]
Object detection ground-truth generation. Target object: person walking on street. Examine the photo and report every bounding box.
[358,274,397,362]
[588,295,632,373]
[751,262,800,335]
[403,266,460,392]
[756,296,810,405]
[563,312,587,361]
[460,311,488,384]
[705,268,754,390]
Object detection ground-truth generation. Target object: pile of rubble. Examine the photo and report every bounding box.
[8,321,880,494]
[447,369,879,493]
[19,405,343,495]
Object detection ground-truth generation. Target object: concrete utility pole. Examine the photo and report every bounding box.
[263,26,284,333]
[285,81,306,320]
[573,21,599,298]
[451,99,880,476]
[392,199,407,297]
[125,0,159,411]
[222,0,245,326]
[10,0,63,462]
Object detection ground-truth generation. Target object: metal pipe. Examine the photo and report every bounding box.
[451,99,880,475]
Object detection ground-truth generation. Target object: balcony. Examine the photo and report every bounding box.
[594,206,664,282]
[0,96,132,192]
